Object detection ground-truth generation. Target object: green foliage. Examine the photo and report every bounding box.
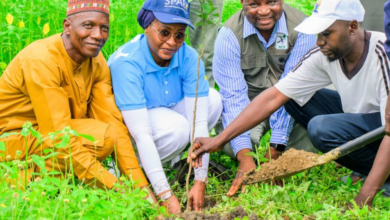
[1,0,390,219]
[0,122,161,219]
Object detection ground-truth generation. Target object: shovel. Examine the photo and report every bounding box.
[242,125,385,185]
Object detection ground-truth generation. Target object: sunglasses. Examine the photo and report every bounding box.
[150,24,186,43]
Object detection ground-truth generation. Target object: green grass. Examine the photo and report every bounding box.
[2,0,390,219]
[0,0,314,75]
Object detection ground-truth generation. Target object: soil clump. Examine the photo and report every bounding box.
[203,196,217,210]
[242,149,320,185]
[157,206,259,220]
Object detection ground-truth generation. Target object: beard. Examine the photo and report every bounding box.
[325,48,345,62]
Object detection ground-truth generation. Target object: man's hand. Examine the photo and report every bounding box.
[188,181,206,211]
[346,135,390,212]
[226,149,256,196]
[264,146,283,186]
[188,136,225,168]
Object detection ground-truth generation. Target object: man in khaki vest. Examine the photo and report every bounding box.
[212,0,317,196]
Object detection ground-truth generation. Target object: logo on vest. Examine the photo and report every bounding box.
[275,33,288,50]
[164,0,189,14]
[313,0,322,13]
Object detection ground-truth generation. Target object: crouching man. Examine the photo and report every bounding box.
[0,0,155,202]
[190,0,390,208]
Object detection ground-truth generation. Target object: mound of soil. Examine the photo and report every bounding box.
[222,206,258,220]
[157,206,259,220]
[242,149,320,185]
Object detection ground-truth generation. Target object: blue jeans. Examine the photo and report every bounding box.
[285,89,389,181]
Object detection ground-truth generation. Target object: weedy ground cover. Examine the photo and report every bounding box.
[1,0,390,219]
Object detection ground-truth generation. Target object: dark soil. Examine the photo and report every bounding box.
[242,149,320,185]
[222,206,258,220]
[203,196,217,210]
[157,206,259,220]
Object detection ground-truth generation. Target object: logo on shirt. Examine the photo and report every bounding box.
[275,33,288,50]
[313,0,322,13]
[164,0,189,14]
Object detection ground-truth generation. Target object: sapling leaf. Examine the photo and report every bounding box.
[79,133,95,142]
[0,162,12,173]
[69,129,79,137]
[56,134,70,148]
[43,152,59,159]
[245,152,256,157]
[29,127,41,139]
[31,155,47,173]
[20,128,29,136]
[201,3,212,14]
[258,157,269,163]
[0,141,5,151]
[0,132,18,139]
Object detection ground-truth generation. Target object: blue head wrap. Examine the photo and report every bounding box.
[137,9,155,29]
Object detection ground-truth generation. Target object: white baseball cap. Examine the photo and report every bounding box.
[294,0,365,34]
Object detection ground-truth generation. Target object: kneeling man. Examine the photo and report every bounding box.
[190,0,390,207]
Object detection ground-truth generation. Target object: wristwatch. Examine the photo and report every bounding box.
[160,191,173,201]
[270,143,287,152]
[194,177,208,185]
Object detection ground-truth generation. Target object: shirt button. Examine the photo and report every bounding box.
[164,81,168,85]
[165,91,168,95]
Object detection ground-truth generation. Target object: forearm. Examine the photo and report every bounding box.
[269,106,295,145]
[218,87,290,147]
[184,97,210,179]
[356,136,390,203]
[121,109,169,194]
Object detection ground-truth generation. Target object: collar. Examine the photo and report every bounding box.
[58,33,89,71]
[141,34,179,73]
[243,12,288,47]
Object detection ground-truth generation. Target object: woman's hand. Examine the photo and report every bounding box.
[158,191,182,214]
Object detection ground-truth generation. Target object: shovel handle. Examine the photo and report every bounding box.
[319,126,385,164]
[337,125,385,158]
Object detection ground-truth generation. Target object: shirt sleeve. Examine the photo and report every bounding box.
[22,57,118,189]
[87,60,148,188]
[269,32,317,145]
[213,27,252,155]
[275,49,332,106]
[182,46,209,98]
[121,108,170,194]
[385,0,390,57]
[110,60,146,110]
[184,96,209,179]
[376,43,390,125]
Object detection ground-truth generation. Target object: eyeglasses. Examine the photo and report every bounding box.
[150,24,186,43]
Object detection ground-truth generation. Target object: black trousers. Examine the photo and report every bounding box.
[285,89,388,181]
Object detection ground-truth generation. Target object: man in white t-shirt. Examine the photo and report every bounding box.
[189,0,390,208]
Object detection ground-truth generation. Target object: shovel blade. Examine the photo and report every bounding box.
[242,164,320,185]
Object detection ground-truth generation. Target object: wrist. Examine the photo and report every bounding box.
[158,190,173,201]
[194,179,208,188]
[236,148,254,163]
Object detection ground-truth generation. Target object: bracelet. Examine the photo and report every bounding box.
[270,143,287,152]
[194,177,208,185]
[159,191,173,201]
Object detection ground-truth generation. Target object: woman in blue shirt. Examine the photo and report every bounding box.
[108,0,222,214]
